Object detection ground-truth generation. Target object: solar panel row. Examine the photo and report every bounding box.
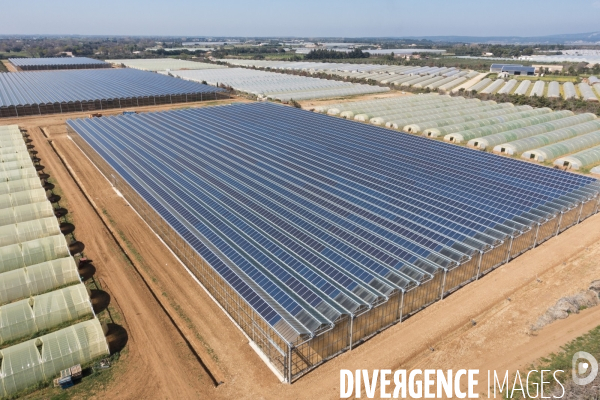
[9,57,110,71]
[66,102,600,381]
[0,69,226,118]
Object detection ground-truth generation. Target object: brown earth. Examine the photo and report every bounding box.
[4,101,600,400]
[299,90,413,110]
[1,60,18,72]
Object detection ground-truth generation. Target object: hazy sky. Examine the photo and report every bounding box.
[2,0,600,37]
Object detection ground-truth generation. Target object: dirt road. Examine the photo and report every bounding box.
[4,102,600,399]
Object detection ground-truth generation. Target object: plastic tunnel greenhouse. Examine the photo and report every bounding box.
[0,201,54,227]
[0,319,109,397]
[578,83,599,102]
[493,120,600,155]
[514,80,531,95]
[404,105,527,135]
[0,217,61,247]
[437,77,467,92]
[370,101,501,125]
[467,78,491,92]
[522,130,600,162]
[480,79,505,94]
[563,82,577,99]
[386,103,511,130]
[427,108,550,139]
[554,144,600,170]
[444,110,572,143]
[0,235,71,274]
[0,257,81,305]
[547,82,560,98]
[497,79,518,94]
[529,81,545,97]
[468,113,597,149]
[0,283,93,346]
[0,178,41,196]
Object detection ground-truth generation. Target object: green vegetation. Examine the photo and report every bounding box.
[304,48,369,60]
[505,325,600,399]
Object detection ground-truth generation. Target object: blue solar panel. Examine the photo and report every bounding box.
[67,102,600,343]
[9,57,109,68]
[0,69,225,118]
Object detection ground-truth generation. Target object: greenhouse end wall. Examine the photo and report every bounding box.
[67,125,600,382]
[0,91,230,119]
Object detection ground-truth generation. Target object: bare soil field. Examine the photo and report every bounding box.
[1,60,18,72]
[299,90,413,110]
[4,100,599,400]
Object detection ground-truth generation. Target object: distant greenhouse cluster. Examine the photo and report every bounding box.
[314,94,600,172]
[8,57,111,71]
[465,76,600,102]
[107,58,227,72]
[169,68,389,101]
[219,59,477,92]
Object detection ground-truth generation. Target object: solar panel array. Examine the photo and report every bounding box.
[67,102,600,379]
[0,69,226,118]
[9,57,110,70]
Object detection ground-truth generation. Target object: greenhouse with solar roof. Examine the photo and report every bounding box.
[66,102,600,382]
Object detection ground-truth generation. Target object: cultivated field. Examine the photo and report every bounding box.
[3,97,599,400]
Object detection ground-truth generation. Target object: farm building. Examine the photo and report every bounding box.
[0,69,226,118]
[490,64,535,76]
[67,102,600,382]
[8,57,111,71]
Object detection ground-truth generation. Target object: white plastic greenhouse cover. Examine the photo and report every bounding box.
[554,144,600,170]
[0,178,41,197]
[590,76,600,85]
[0,235,70,274]
[0,217,61,247]
[467,78,492,92]
[361,99,494,123]
[0,188,48,208]
[529,81,545,97]
[415,106,532,137]
[493,120,600,155]
[428,107,545,138]
[385,103,510,129]
[0,319,109,397]
[447,110,574,144]
[578,83,599,102]
[0,257,81,305]
[547,82,560,98]
[437,77,467,92]
[468,113,597,150]
[522,130,600,162]
[0,167,38,183]
[0,283,93,346]
[563,82,577,99]
[480,79,505,94]
[497,79,518,94]
[514,80,531,95]
[0,201,54,227]
[591,165,600,174]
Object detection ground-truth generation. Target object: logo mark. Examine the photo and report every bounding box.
[572,351,598,386]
